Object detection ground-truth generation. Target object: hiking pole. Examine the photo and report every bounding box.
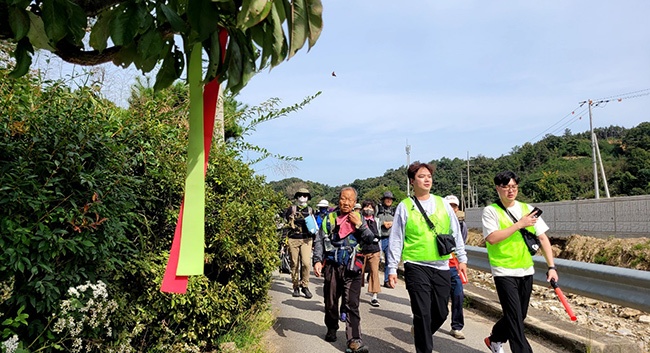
[550,279,577,321]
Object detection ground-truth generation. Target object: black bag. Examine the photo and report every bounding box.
[412,197,456,256]
[279,246,291,274]
[495,201,541,256]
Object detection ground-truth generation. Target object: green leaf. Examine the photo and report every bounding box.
[159,3,187,33]
[187,0,219,42]
[269,3,288,67]
[306,0,323,49]
[8,6,30,40]
[288,0,307,58]
[110,3,140,46]
[66,1,87,45]
[26,12,54,51]
[154,47,184,92]
[8,39,33,79]
[204,30,225,81]
[237,0,274,29]
[42,0,68,42]
[137,29,164,61]
[89,8,115,52]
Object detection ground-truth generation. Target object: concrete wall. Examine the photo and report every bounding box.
[465,195,650,238]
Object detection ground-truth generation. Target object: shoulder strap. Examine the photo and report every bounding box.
[411,196,436,233]
[495,200,520,224]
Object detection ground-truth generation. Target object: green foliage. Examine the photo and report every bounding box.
[1,63,289,351]
[1,0,324,93]
[0,68,138,341]
[269,123,650,206]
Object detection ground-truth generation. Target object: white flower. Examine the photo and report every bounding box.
[1,335,19,353]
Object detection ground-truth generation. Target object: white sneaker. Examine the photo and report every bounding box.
[450,329,465,339]
[484,337,504,353]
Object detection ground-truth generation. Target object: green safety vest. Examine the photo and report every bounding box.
[402,195,452,262]
[486,202,536,269]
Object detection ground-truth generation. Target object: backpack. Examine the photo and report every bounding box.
[376,204,396,217]
[322,212,364,271]
[289,205,317,234]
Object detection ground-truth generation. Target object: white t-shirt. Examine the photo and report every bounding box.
[482,201,549,277]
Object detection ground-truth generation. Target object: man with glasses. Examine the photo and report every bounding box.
[481,171,558,353]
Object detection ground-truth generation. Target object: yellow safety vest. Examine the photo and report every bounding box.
[486,202,535,269]
[402,196,452,262]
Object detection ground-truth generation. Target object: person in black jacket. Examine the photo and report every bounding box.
[284,188,315,299]
[313,187,375,353]
[360,200,382,307]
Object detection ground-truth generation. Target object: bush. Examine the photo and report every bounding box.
[1,69,284,352]
[0,69,138,342]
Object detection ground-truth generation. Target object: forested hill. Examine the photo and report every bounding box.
[268,123,650,207]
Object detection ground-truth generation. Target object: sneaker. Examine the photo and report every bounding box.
[292,288,300,297]
[346,339,368,353]
[301,287,313,299]
[370,298,380,307]
[450,329,465,339]
[484,336,504,353]
[325,328,337,342]
[383,281,391,288]
[340,312,347,322]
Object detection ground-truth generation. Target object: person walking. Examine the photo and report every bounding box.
[482,170,558,353]
[313,187,375,353]
[360,200,382,307]
[443,195,468,340]
[376,191,396,287]
[386,162,468,353]
[284,188,316,299]
[316,199,331,229]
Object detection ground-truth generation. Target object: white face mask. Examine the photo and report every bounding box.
[297,196,308,205]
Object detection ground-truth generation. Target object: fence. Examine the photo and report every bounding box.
[465,195,650,238]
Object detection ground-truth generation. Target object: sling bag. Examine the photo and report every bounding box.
[411,196,456,256]
[495,201,540,256]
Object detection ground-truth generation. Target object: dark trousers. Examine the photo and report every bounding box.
[449,267,465,330]
[490,275,534,353]
[404,263,451,353]
[323,262,363,342]
[380,237,390,283]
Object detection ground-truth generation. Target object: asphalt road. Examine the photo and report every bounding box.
[264,271,568,353]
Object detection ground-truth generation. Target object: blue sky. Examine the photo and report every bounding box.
[235,1,650,186]
[32,1,650,187]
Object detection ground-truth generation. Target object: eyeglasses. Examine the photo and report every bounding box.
[498,185,519,191]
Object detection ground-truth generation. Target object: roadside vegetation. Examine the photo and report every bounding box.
[0,59,318,351]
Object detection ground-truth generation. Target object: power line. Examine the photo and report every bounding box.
[530,88,650,144]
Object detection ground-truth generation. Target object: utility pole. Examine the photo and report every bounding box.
[587,101,600,199]
[406,140,411,196]
[460,170,465,210]
[593,133,611,198]
[466,151,471,208]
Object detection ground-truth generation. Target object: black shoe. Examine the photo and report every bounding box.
[325,329,337,342]
[346,339,368,353]
[292,288,300,297]
[383,281,391,288]
[370,298,380,307]
[301,287,313,299]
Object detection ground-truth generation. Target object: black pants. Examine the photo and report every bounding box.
[323,262,363,342]
[490,275,534,353]
[404,263,451,353]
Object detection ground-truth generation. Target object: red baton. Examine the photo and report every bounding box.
[550,279,577,321]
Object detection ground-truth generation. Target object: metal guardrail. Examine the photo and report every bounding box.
[465,245,650,313]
